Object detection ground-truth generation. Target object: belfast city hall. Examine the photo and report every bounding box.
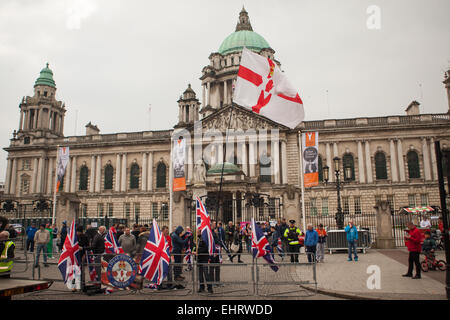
[1,8,450,240]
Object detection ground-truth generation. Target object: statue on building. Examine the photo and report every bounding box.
[193,160,206,185]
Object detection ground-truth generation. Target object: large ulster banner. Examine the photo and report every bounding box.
[172,139,186,191]
[302,132,319,188]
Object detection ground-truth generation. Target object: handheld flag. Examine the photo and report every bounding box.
[251,218,279,272]
[233,47,304,129]
[104,228,124,254]
[139,219,170,285]
[85,250,98,282]
[57,219,81,283]
[196,197,215,256]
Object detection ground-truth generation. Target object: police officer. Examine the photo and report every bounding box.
[283,220,302,263]
[0,230,15,277]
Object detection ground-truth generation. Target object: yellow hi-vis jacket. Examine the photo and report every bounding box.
[284,227,302,245]
[0,240,15,273]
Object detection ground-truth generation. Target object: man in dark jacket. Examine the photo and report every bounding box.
[225,221,235,250]
[209,221,221,285]
[59,221,68,252]
[197,233,213,293]
[171,226,187,281]
[403,222,422,279]
[91,226,106,281]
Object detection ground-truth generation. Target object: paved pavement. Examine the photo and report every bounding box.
[297,248,447,300]
[7,246,447,300]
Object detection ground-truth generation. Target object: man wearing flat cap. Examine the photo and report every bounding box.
[283,220,302,263]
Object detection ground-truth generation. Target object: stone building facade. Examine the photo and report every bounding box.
[2,9,450,230]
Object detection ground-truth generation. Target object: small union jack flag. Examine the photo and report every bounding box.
[251,218,278,272]
[138,219,170,285]
[104,228,124,254]
[57,219,81,283]
[85,250,97,282]
[182,231,193,267]
[277,238,285,258]
[196,197,215,256]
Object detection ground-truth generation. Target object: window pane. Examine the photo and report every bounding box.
[156,163,167,188]
[408,194,416,208]
[354,196,361,214]
[321,198,328,216]
[343,154,355,181]
[104,165,114,190]
[420,194,428,206]
[343,197,350,214]
[407,151,420,179]
[130,164,140,189]
[79,166,89,190]
[375,152,387,180]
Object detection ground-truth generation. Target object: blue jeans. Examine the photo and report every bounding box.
[35,244,48,266]
[348,240,358,260]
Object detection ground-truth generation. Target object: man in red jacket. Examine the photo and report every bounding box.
[403,222,422,279]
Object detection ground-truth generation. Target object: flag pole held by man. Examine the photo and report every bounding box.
[233,47,304,129]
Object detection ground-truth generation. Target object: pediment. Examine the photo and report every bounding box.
[201,104,289,132]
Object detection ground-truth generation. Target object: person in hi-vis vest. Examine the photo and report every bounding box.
[0,230,15,277]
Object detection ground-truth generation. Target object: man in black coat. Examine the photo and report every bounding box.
[91,226,106,281]
[197,234,213,293]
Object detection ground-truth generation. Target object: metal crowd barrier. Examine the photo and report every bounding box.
[326,230,370,254]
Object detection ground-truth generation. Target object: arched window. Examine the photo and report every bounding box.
[104,164,114,190]
[343,153,355,181]
[375,152,387,180]
[318,155,323,182]
[79,166,89,191]
[20,174,30,194]
[156,162,167,188]
[407,151,420,179]
[130,163,140,189]
[259,153,271,183]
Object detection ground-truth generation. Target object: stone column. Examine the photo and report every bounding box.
[60,115,65,135]
[31,158,38,193]
[95,155,101,192]
[333,142,338,159]
[224,80,228,105]
[430,137,438,181]
[19,110,24,131]
[89,156,96,193]
[422,137,432,181]
[211,145,216,166]
[207,82,210,105]
[10,159,17,195]
[142,153,148,191]
[202,84,206,107]
[48,110,52,130]
[188,144,193,184]
[281,140,288,184]
[33,108,38,129]
[121,153,127,192]
[4,158,12,194]
[375,201,396,249]
[326,143,333,182]
[115,154,121,192]
[389,139,398,182]
[148,152,153,191]
[218,143,224,164]
[365,141,373,183]
[47,157,53,194]
[241,141,248,176]
[249,140,256,177]
[70,156,77,193]
[397,139,406,182]
[63,156,71,193]
[357,140,365,184]
[273,140,280,184]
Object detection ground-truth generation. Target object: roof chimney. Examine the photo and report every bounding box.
[405,101,420,116]
[85,122,100,135]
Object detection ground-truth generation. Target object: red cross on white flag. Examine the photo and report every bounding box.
[233,47,305,129]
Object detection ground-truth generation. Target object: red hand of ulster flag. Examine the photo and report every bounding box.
[233,48,305,129]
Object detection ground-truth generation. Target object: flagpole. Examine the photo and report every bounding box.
[299,133,306,234]
[52,145,60,225]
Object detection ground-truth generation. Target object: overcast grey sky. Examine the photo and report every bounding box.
[1,0,449,181]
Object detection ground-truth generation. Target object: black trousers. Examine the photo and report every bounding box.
[26,238,35,252]
[407,251,421,276]
[288,244,300,263]
[209,255,220,283]
[306,245,316,263]
[174,254,182,278]
[198,262,212,290]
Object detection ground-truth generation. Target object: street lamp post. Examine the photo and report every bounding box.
[323,157,352,230]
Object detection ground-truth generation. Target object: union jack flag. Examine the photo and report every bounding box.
[196,197,215,256]
[57,219,81,283]
[138,219,170,285]
[251,218,278,272]
[277,238,285,258]
[182,231,193,267]
[104,228,124,254]
[85,250,97,282]
[214,244,223,263]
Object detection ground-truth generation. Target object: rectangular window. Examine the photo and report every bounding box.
[134,203,140,221]
[81,204,87,218]
[97,203,104,218]
[161,202,169,220]
[387,195,395,214]
[420,194,428,207]
[321,198,329,216]
[408,194,416,208]
[124,203,131,221]
[354,196,361,214]
[304,199,311,216]
[20,177,30,194]
[152,203,159,219]
[107,203,113,217]
[343,197,350,214]
[22,159,31,171]
[310,198,318,216]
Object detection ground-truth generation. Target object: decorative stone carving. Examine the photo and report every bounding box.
[202,108,282,131]
[285,184,297,200]
[193,160,206,185]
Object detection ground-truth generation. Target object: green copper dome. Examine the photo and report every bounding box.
[34,63,56,88]
[207,162,242,175]
[218,30,270,55]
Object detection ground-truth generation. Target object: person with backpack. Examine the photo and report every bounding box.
[283,220,302,263]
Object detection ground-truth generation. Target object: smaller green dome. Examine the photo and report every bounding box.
[207,162,242,175]
[34,63,56,88]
